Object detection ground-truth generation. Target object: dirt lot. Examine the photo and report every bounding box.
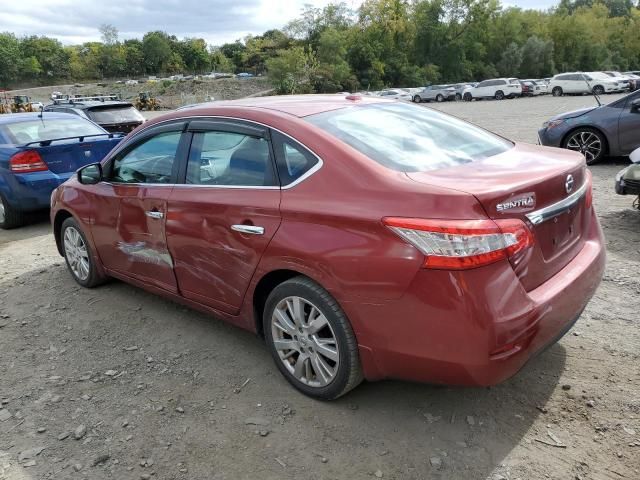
[1,94,639,480]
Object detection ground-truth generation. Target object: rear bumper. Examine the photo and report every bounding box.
[0,170,72,212]
[348,210,605,385]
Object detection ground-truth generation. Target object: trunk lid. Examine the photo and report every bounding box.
[406,143,590,291]
[30,136,121,174]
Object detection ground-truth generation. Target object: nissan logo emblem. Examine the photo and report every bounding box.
[565,174,574,194]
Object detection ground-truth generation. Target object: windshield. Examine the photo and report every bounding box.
[588,72,609,80]
[88,106,144,124]
[2,117,105,145]
[306,103,513,172]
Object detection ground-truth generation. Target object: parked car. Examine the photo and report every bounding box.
[538,88,640,164]
[549,72,623,97]
[237,72,255,78]
[462,78,522,101]
[450,83,474,101]
[412,85,456,103]
[377,89,412,101]
[44,97,145,134]
[623,73,640,92]
[602,71,631,91]
[519,81,534,97]
[522,79,548,95]
[0,112,122,229]
[50,95,605,399]
[615,147,640,210]
[124,79,138,85]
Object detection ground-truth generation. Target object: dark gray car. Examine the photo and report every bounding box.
[538,89,640,164]
[412,85,456,103]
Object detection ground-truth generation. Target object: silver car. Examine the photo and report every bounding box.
[412,85,456,103]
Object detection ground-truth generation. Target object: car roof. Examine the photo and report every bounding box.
[171,94,390,118]
[0,111,79,125]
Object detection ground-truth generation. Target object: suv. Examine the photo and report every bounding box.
[549,72,622,97]
[412,85,456,103]
[44,96,145,134]
[462,78,522,101]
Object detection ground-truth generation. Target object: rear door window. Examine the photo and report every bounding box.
[186,131,276,187]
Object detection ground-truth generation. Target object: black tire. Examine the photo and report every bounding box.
[263,276,363,400]
[455,93,462,101]
[592,85,605,96]
[0,194,25,229]
[435,94,444,102]
[494,90,505,100]
[412,95,422,103]
[562,127,607,165]
[60,217,105,288]
[463,92,472,101]
[552,87,563,97]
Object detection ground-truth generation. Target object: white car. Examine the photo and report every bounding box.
[124,79,139,85]
[549,72,623,96]
[522,79,548,95]
[602,71,631,91]
[462,78,522,101]
[377,89,412,101]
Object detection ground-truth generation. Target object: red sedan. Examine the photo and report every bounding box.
[50,95,605,399]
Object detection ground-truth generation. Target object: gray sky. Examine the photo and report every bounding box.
[3,0,557,46]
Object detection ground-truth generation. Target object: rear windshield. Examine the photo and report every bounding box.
[306,103,513,172]
[2,117,105,145]
[87,106,144,124]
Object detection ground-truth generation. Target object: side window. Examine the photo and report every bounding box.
[110,131,182,184]
[556,74,569,81]
[186,131,275,187]
[477,81,490,88]
[272,132,319,186]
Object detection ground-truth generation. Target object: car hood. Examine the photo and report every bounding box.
[550,106,599,121]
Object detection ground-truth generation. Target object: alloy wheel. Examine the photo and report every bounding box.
[566,130,603,164]
[64,226,90,281]
[271,296,339,388]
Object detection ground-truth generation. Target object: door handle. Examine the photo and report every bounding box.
[231,224,264,235]
[145,210,164,219]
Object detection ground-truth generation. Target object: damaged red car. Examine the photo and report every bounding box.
[50,95,605,399]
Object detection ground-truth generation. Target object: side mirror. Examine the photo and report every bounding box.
[630,147,640,164]
[631,99,640,113]
[77,163,102,184]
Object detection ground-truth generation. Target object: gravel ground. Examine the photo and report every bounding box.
[1,93,639,480]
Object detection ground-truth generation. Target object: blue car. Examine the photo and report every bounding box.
[0,112,123,229]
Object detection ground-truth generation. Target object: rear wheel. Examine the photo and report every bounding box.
[61,217,104,288]
[412,95,422,103]
[435,94,444,102]
[552,87,563,97]
[455,93,462,101]
[463,93,472,101]
[592,85,605,96]
[563,128,607,165]
[494,90,505,100]
[264,276,363,400]
[0,194,24,229]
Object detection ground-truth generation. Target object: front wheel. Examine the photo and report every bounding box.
[61,217,104,288]
[552,87,563,97]
[435,94,444,102]
[463,93,472,101]
[264,276,363,400]
[412,95,422,103]
[592,85,605,96]
[563,128,606,165]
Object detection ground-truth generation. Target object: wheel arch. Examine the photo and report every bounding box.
[252,269,312,338]
[53,209,74,256]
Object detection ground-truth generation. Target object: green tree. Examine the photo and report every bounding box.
[0,33,21,86]
[142,31,172,74]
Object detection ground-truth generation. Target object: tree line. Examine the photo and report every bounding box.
[1,0,639,92]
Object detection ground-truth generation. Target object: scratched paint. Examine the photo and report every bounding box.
[117,241,173,267]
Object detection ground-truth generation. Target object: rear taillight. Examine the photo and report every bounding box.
[585,170,593,209]
[383,217,534,270]
[9,151,48,173]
